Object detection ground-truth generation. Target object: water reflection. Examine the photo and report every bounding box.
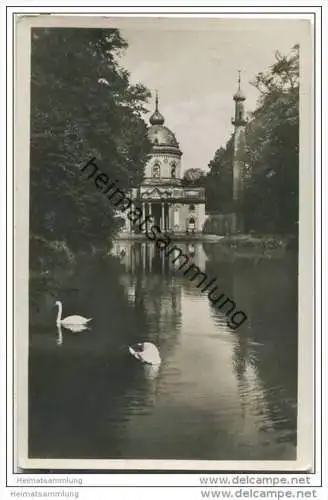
[56,322,91,346]
[56,323,63,346]
[29,242,297,460]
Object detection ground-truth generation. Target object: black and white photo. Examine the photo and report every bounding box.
[14,15,314,471]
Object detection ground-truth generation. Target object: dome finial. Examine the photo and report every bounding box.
[150,90,165,125]
[155,89,159,111]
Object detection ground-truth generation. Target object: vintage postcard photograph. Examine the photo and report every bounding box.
[14,15,314,471]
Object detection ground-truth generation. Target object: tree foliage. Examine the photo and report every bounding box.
[182,168,206,187]
[205,137,234,213]
[30,28,151,253]
[244,44,299,233]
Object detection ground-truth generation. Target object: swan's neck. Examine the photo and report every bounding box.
[56,302,62,324]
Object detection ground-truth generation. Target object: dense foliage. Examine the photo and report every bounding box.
[205,137,234,213]
[182,168,206,187]
[30,28,151,257]
[206,45,299,234]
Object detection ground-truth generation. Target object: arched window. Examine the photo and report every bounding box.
[188,217,196,233]
[152,163,160,178]
[171,162,176,178]
[189,204,195,211]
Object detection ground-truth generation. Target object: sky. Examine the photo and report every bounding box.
[110,17,309,173]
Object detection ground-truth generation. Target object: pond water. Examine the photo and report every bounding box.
[29,241,298,462]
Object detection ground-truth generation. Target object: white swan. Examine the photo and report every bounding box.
[129,342,161,366]
[55,300,92,327]
[55,321,89,346]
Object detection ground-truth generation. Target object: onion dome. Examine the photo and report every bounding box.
[149,92,165,125]
[233,70,246,101]
[233,87,246,101]
[148,92,182,157]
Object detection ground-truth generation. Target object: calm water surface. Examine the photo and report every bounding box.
[29,242,298,461]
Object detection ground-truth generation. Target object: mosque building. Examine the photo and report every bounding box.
[122,92,206,234]
[121,75,247,236]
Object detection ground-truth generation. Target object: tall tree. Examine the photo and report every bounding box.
[244,44,299,233]
[205,136,233,213]
[205,44,299,234]
[30,28,151,252]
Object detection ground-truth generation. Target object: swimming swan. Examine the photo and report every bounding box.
[55,300,92,327]
[129,342,161,366]
[56,321,89,346]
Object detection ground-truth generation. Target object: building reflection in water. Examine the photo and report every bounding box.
[112,240,209,351]
[112,241,192,359]
[112,241,208,276]
[29,240,297,460]
[113,241,297,458]
[205,251,298,449]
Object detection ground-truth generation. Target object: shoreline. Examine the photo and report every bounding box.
[115,232,224,242]
[115,231,297,248]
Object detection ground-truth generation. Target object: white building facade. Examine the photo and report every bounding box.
[122,93,206,235]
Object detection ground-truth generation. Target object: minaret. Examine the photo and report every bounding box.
[231,70,247,232]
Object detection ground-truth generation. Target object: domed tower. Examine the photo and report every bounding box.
[125,91,205,236]
[144,92,183,185]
